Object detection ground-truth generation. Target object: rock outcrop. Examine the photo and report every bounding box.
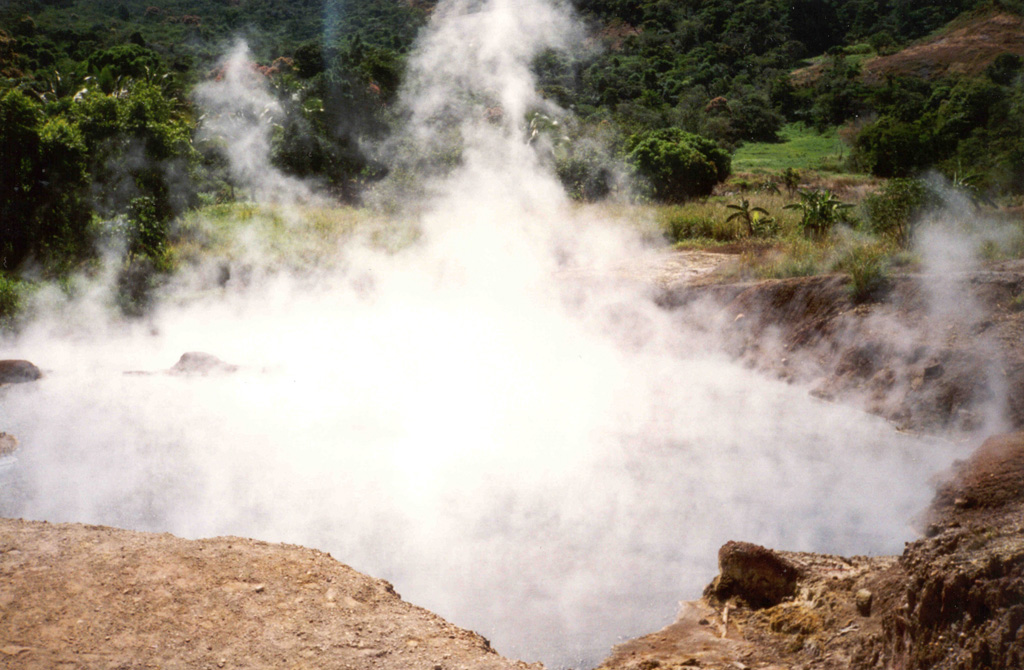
[659,271,1024,434]
[0,433,17,457]
[597,431,1024,670]
[887,432,1024,670]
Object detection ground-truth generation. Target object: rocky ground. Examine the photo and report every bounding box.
[3,252,1024,669]
[592,255,1024,670]
[594,430,1024,670]
[659,259,1024,435]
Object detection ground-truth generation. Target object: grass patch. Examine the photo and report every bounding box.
[834,242,892,302]
[724,230,900,291]
[657,202,745,243]
[732,123,851,174]
[742,238,831,279]
[172,201,410,271]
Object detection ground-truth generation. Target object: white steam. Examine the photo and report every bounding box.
[0,2,969,669]
[194,40,316,204]
[910,174,1020,432]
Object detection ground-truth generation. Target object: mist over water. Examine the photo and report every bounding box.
[0,1,969,668]
[1,290,956,667]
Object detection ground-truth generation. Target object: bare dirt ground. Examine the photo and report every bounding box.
[556,248,731,288]
[0,519,536,670]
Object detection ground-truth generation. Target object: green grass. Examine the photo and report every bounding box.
[732,123,851,174]
[172,201,415,272]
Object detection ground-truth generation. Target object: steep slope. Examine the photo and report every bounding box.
[791,10,1024,86]
[861,10,1024,83]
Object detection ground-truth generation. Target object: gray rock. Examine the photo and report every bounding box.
[169,352,239,376]
[0,360,42,384]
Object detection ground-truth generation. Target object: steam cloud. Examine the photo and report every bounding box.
[194,40,317,205]
[0,2,970,668]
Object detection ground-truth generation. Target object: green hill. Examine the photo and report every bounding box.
[2,0,1024,288]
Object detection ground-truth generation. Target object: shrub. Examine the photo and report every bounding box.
[782,167,800,193]
[0,274,23,328]
[862,178,938,248]
[555,142,615,201]
[625,128,730,202]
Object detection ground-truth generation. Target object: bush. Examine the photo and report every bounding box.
[625,128,731,202]
[0,274,24,328]
[555,142,615,201]
[862,178,938,248]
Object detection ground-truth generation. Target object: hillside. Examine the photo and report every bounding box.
[792,9,1024,85]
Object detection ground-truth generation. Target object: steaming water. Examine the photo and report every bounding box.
[0,0,972,667]
[0,261,959,668]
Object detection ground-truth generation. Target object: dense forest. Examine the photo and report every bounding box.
[2,0,1024,307]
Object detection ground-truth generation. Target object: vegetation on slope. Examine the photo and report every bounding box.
[1,0,1024,319]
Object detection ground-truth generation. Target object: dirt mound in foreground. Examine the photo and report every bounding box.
[596,431,1024,670]
[0,519,536,670]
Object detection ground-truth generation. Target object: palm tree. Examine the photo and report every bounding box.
[784,189,851,239]
[726,199,773,237]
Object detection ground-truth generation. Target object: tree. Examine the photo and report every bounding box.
[625,128,730,201]
[0,87,43,270]
[854,116,933,177]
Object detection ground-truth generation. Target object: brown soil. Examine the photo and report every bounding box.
[596,431,1024,670]
[791,10,1024,87]
[0,518,536,670]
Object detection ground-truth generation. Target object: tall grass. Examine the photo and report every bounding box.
[649,194,807,245]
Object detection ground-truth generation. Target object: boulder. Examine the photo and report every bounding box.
[0,432,18,457]
[0,359,41,384]
[706,541,800,609]
[169,352,238,376]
